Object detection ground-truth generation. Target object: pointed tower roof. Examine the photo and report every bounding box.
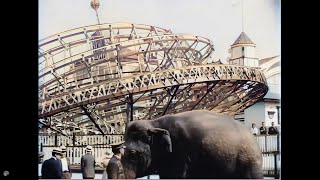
[232,32,255,46]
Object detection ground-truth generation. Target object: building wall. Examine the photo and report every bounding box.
[266,73,281,94]
[264,101,280,127]
[244,101,265,128]
[230,45,258,67]
[230,45,256,59]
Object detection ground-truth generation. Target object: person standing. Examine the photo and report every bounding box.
[41,148,63,179]
[60,146,72,179]
[259,122,268,135]
[251,123,259,135]
[268,122,279,135]
[97,147,113,179]
[81,145,96,179]
[107,142,126,179]
[38,152,44,178]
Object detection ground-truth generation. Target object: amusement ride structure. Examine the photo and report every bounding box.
[38,0,268,137]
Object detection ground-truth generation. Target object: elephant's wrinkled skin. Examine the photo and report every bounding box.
[122,110,263,179]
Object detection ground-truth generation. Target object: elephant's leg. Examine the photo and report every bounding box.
[247,164,264,179]
[236,163,264,179]
[158,156,190,178]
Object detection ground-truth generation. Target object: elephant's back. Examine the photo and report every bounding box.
[157,110,262,170]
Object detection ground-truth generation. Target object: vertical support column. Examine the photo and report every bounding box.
[277,134,280,153]
[116,45,122,78]
[73,133,76,146]
[125,94,134,131]
[54,134,57,147]
[274,153,278,178]
[276,134,280,178]
[276,106,280,125]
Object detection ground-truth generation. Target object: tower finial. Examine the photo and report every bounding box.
[91,0,101,24]
[241,0,244,32]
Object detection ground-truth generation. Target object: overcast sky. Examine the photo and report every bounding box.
[39,0,280,63]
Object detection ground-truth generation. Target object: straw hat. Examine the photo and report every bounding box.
[85,145,93,152]
[60,146,67,152]
[105,148,113,158]
[52,148,62,154]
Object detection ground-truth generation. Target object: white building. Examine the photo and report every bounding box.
[228,32,280,130]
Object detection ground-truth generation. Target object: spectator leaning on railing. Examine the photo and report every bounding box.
[251,123,259,135]
[268,122,279,135]
[259,122,268,135]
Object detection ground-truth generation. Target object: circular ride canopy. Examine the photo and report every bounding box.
[38,22,268,135]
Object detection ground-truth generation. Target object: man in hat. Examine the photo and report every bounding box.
[41,148,63,179]
[107,142,126,179]
[38,152,44,178]
[81,145,96,179]
[60,146,72,179]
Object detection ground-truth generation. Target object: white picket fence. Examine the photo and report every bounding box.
[39,134,280,177]
[39,134,124,165]
[39,134,124,146]
[255,135,279,152]
[42,145,112,165]
[262,153,280,172]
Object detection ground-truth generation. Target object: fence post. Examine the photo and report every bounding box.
[73,133,76,146]
[265,135,268,152]
[277,134,280,152]
[274,153,278,178]
[55,133,58,146]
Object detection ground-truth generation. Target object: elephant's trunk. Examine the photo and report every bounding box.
[124,167,137,179]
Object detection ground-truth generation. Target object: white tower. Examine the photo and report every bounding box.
[228,32,258,67]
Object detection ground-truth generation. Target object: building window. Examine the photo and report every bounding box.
[242,47,245,56]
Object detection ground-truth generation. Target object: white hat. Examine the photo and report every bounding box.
[105,148,113,158]
[85,145,93,152]
[60,146,67,152]
[52,148,62,154]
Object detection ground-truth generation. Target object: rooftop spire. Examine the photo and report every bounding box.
[241,0,244,32]
[232,32,255,46]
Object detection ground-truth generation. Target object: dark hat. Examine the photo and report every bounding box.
[109,141,125,150]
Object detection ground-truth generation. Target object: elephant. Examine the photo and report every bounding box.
[121,110,264,179]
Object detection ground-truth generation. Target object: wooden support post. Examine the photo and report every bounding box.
[126,94,134,131]
[55,133,58,147]
[274,153,278,178]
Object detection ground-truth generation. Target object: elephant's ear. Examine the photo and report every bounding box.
[147,128,172,153]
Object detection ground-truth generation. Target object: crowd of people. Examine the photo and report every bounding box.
[251,122,279,135]
[39,142,126,179]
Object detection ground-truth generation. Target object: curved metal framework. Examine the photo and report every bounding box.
[38,22,268,135]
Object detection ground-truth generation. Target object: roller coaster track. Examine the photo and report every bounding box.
[38,22,268,135]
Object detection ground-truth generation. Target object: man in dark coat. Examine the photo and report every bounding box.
[81,145,96,179]
[107,142,126,179]
[41,148,63,179]
[259,122,268,135]
[268,122,279,135]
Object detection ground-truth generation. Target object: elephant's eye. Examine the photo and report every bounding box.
[130,149,137,154]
